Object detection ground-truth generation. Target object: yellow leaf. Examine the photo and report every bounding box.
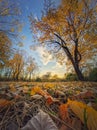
[10,28,14,32]
[68,99,97,130]
[30,86,41,96]
[9,84,16,92]
[30,90,36,96]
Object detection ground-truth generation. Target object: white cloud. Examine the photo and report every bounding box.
[52,62,63,69]
[36,46,53,65]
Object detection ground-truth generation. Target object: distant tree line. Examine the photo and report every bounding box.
[0,49,38,81]
[64,68,97,82]
[35,68,97,82]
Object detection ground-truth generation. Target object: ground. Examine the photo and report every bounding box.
[0,81,97,130]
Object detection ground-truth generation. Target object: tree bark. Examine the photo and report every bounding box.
[62,46,84,81]
[54,33,84,81]
[73,62,84,81]
[73,39,84,81]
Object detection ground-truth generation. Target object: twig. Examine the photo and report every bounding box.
[0,106,10,126]
[44,109,76,130]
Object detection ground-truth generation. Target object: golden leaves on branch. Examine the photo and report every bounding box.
[10,28,15,32]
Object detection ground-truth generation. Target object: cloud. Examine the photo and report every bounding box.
[52,62,63,69]
[36,46,53,65]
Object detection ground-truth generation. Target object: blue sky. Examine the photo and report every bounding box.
[12,0,68,77]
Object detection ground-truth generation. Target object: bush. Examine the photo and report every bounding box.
[35,77,42,82]
[88,68,97,81]
[65,73,78,81]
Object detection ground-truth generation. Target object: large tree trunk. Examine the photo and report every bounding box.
[62,46,84,81]
[54,33,84,81]
[73,62,84,81]
[73,39,84,81]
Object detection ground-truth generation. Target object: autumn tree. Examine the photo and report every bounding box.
[0,0,22,70]
[0,0,21,36]
[8,51,24,80]
[30,0,97,80]
[42,72,51,81]
[51,74,59,81]
[26,57,38,81]
[0,32,12,67]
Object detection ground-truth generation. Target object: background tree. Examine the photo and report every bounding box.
[8,51,24,80]
[0,0,24,80]
[41,72,51,81]
[0,50,39,81]
[51,74,59,81]
[30,0,97,80]
[0,0,21,36]
[0,32,12,67]
[26,57,38,81]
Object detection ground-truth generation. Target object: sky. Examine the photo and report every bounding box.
[9,0,68,77]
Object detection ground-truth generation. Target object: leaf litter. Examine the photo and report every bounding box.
[0,82,97,130]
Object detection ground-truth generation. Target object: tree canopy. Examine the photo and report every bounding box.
[0,0,21,36]
[30,0,97,80]
[0,0,22,67]
[0,32,12,67]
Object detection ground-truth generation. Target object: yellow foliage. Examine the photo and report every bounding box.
[9,84,16,92]
[10,28,14,32]
[44,83,55,90]
[30,0,97,67]
[30,86,41,96]
[67,99,97,130]
[76,90,81,95]
[1,9,9,16]
[18,24,23,32]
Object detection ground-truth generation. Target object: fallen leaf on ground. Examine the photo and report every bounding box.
[71,118,81,130]
[68,99,97,130]
[0,99,11,108]
[73,90,94,100]
[9,84,16,92]
[59,104,69,120]
[21,110,58,130]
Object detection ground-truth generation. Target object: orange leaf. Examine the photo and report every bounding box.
[74,90,94,100]
[59,104,69,120]
[0,99,11,108]
[46,96,54,105]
